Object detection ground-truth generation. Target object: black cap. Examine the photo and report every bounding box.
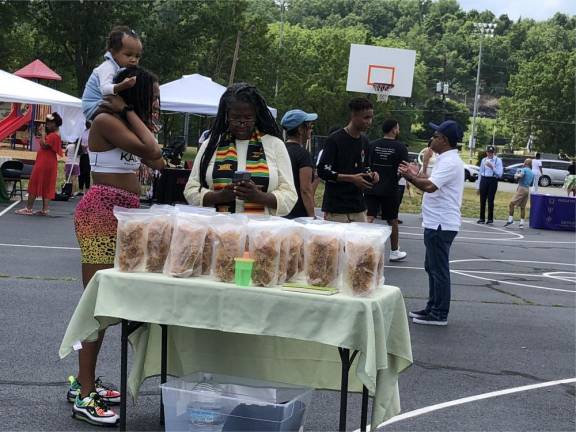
[486,146,495,153]
[429,120,463,147]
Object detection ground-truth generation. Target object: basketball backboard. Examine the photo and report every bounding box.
[346,44,416,99]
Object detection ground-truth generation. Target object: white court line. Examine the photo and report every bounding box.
[543,272,576,283]
[451,259,576,267]
[451,270,574,293]
[0,200,21,217]
[354,377,576,432]
[0,243,79,251]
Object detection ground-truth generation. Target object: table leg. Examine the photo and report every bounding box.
[338,348,359,431]
[119,321,144,432]
[120,320,129,431]
[160,324,168,426]
[360,386,369,432]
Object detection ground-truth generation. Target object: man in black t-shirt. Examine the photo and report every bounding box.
[281,109,319,218]
[367,119,409,261]
[317,98,379,223]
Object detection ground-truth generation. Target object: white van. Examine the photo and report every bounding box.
[539,160,571,186]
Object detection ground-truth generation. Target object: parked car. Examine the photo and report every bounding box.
[501,160,570,186]
[464,164,479,182]
[540,160,571,186]
[501,163,523,183]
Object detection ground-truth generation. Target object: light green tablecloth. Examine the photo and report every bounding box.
[60,269,413,426]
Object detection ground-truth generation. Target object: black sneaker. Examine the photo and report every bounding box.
[408,309,429,319]
[413,313,447,326]
[503,221,514,227]
[477,219,485,224]
[486,220,494,225]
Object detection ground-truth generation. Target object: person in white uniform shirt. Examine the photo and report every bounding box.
[476,146,503,224]
[398,120,464,326]
[531,152,543,192]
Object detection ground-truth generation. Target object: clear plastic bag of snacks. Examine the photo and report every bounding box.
[302,223,343,288]
[113,207,153,272]
[211,215,248,283]
[343,223,392,295]
[247,219,292,287]
[163,213,209,278]
[145,208,177,273]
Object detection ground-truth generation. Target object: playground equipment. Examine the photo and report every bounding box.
[0,103,32,144]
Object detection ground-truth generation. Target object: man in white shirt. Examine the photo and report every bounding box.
[476,146,503,224]
[398,120,464,326]
[531,152,543,192]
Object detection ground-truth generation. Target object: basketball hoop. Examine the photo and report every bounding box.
[371,83,394,102]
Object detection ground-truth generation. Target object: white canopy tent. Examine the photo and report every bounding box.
[160,73,277,117]
[0,69,85,142]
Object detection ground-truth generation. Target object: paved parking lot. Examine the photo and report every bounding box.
[0,198,574,431]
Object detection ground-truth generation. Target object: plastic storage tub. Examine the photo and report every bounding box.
[161,372,314,431]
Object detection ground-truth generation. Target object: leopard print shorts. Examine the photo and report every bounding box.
[74,184,140,265]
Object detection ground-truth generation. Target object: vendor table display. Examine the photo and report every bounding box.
[59,206,413,431]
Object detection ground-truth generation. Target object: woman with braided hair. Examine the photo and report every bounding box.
[184,83,297,215]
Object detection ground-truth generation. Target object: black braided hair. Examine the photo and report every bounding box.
[113,67,159,128]
[199,83,281,189]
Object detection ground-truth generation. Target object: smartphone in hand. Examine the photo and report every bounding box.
[233,170,251,184]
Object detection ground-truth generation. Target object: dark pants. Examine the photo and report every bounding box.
[424,227,457,319]
[78,154,91,190]
[479,177,498,221]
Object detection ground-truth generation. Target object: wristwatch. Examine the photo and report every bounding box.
[120,104,134,118]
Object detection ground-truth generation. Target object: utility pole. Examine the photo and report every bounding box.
[469,22,496,162]
[274,0,286,100]
[229,30,241,86]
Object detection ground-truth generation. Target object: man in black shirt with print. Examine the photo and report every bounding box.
[318,98,378,222]
[367,119,409,261]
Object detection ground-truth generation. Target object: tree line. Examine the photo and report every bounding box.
[1,0,574,153]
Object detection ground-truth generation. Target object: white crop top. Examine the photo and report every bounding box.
[89,147,141,173]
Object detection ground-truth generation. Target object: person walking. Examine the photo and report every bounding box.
[531,152,543,193]
[366,119,409,261]
[504,158,534,228]
[281,109,319,218]
[15,112,64,216]
[477,146,503,224]
[317,98,378,223]
[398,120,464,326]
[77,121,91,196]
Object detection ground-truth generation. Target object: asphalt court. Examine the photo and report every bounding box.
[0,199,574,431]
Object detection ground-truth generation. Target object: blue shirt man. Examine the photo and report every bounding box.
[504,159,534,228]
[477,146,503,224]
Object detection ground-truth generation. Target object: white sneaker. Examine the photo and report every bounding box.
[390,250,407,262]
[519,222,524,228]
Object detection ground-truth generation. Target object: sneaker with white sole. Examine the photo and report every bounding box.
[72,392,119,427]
[67,376,121,405]
[389,250,407,262]
[413,313,448,326]
[408,309,429,319]
[519,222,524,228]
[503,221,514,227]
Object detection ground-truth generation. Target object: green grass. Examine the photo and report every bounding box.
[314,182,525,221]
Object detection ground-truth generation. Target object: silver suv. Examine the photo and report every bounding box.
[539,160,571,187]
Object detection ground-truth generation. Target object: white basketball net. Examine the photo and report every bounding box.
[372,83,394,102]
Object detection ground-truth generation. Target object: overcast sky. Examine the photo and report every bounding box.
[458,0,576,21]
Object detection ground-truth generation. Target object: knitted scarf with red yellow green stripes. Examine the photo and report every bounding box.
[212,130,269,214]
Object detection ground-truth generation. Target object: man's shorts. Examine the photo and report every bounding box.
[510,186,529,208]
[366,195,399,220]
[324,211,367,223]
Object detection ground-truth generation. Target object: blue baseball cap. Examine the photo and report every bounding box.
[429,120,464,146]
[281,109,318,130]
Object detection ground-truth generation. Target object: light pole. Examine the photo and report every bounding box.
[469,22,496,161]
[436,81,449,120]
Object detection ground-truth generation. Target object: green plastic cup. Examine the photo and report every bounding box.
[234,257,254,286]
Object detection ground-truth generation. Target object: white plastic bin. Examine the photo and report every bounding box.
[161,372,314,432]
